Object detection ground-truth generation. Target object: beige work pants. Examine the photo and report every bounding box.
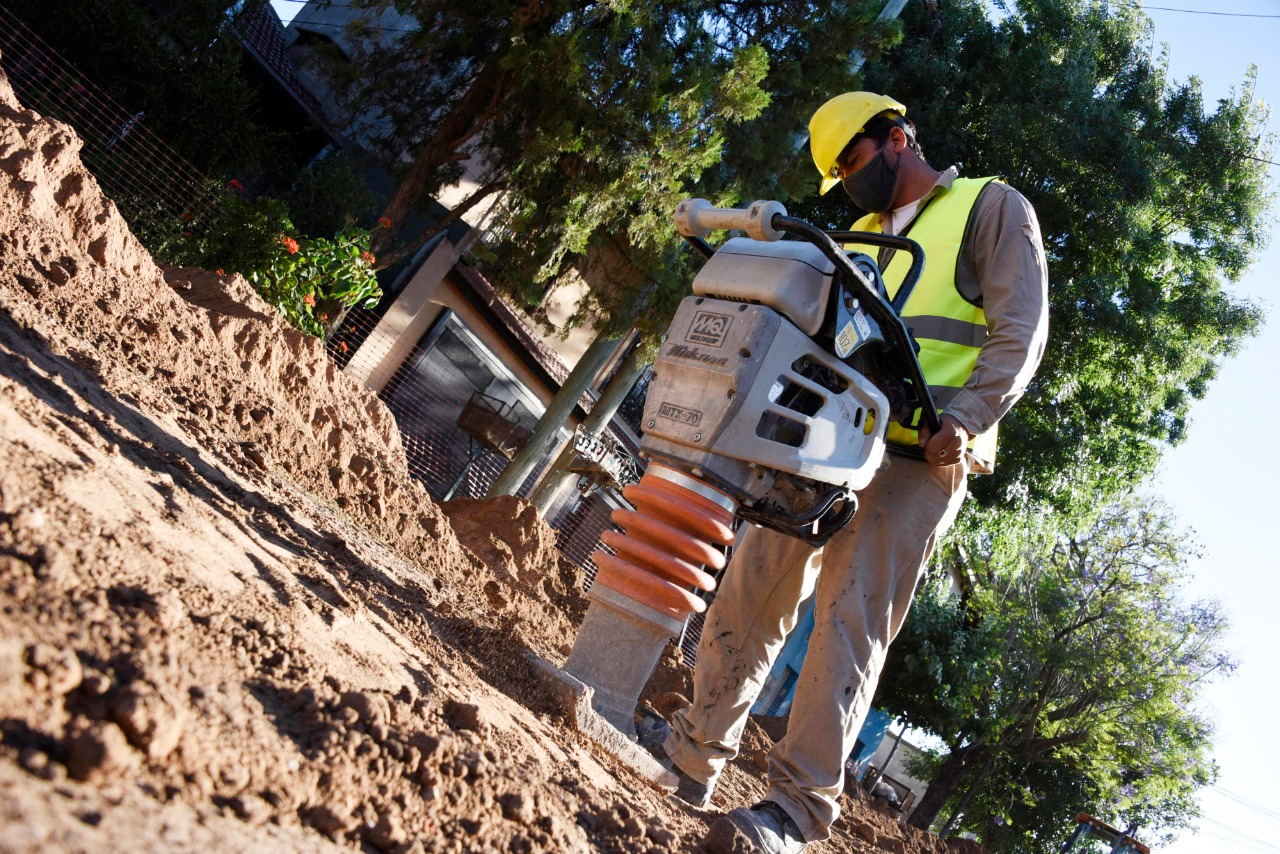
[664,454,970,842]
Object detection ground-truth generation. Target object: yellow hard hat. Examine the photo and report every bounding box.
[809,92,907,195]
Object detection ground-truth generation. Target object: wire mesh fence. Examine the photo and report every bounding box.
[541,482,619,588]
[324,304,384,369]
[373,316,551,502]
[615,364,654,436]
[0,5,222,245]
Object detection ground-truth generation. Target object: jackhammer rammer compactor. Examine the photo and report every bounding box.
[533,198,941,788]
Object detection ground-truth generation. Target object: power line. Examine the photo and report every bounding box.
[1199,816,1280,853]
[1199,829,1278,854]
[1211,785,1280,824]
[1142,5,1280,19]
[1244,154,1280,169]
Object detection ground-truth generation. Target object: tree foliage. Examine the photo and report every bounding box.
[329,0,906,336]
[283,149,382,238]
[875,498,1233,850]
[805,0,1273,512]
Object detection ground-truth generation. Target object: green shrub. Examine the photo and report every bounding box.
[130,182,383,340]
[245,229,383,339]
[131,179,291,272]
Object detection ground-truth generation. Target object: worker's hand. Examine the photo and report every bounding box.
[918,414,970,468]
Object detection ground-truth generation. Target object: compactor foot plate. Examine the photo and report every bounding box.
[527,653,678,792]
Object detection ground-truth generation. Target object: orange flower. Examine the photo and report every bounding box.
[280,235,300,254]
[215,268,225,275]
[227,178,245,192]
[377,216,392,229]
[360,250,376,266]
[339,341,349,354]
[303,293,316,307]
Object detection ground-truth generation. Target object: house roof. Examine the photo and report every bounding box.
[234,7,330,131]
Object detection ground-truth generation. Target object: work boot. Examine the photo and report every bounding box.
[659,755,713,809]
[636,709,713,809]
[707,800,808,854]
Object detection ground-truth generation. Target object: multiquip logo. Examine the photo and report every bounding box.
[686,311,732,347]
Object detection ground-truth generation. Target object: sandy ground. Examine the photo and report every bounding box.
[0,63,980,854]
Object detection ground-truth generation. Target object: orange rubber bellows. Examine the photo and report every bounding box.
[591,468,737,621]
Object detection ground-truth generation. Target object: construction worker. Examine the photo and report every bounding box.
[655,92,1050,852]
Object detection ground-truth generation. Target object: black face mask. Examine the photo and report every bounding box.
[841,143,900,213]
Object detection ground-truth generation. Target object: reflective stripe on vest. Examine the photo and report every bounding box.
[847,176,1000,468]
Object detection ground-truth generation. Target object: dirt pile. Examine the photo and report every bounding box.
[441,495,587,655]
[0,60,977,853]
[0,73,471,593]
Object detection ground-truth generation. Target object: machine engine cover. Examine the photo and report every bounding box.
[643,297,889,490]
[690,237,834,336]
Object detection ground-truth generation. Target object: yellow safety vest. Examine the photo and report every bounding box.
[847,177,1000,469]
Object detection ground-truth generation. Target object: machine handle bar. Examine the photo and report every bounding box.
[771,214,940,435]
[674,199,941,435]
[675,198,789,242]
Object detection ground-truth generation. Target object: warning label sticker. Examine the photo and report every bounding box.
[853,308,871,340]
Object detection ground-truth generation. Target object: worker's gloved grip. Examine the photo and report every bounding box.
[675,198,787,242]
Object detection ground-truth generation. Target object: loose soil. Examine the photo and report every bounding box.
[0,64,982,853]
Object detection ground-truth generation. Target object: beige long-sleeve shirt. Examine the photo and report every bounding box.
[874,167,1050,472]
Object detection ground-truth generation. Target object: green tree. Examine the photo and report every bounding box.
[327,1,905,332]
[875,498,1232,850]
[806,0,1274,513]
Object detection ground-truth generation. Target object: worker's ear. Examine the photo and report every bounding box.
[888,125,909,154]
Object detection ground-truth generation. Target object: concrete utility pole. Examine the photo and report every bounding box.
[527,343,649,514]
[863,720,909,795]
[485,334,620,498]
[849,0,911,76]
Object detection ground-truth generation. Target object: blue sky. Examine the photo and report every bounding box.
[1141,2,1280,852]
[269,0,300,25]
[267,0,1279,848]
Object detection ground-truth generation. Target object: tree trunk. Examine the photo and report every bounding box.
[372,1,568,254]
[940,753,995,837]
[485,334,621,498]
[375,181,504,271]
[527,341,648,514]
[907,746,983,830]
[374,63,511,251]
